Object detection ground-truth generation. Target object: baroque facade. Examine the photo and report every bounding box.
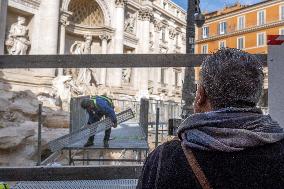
[0,0,186,109]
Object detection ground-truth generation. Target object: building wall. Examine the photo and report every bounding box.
[196,0,284,54]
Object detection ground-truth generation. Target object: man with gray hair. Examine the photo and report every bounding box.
[137,48,284,189]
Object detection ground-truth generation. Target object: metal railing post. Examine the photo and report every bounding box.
[155,107,160,148]
[139,98,149,142]
[36,103,42,166]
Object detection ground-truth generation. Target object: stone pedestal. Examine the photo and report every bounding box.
[0,0,8,55]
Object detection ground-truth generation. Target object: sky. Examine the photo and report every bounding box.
[173,0,264,12]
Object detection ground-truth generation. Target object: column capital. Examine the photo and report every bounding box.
[115,0,127,8]
[99,34,111,41]
[60,10,72,27]
[138,8,153,21]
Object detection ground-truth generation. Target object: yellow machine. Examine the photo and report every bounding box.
[0,183,10,189]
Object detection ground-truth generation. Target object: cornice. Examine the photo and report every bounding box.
[196,20,284,44]
[204,0,283,23]
[152,3,186,26]
[66,24,115,36]
[11,0,40,9]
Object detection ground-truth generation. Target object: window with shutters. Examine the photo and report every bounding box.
[237,16,245,30]
[237,37,245,50]
[219,21,227,35]
[257,33,266,47]
[257,10,265,26]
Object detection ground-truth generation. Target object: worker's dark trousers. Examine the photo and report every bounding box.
[88,128,112,142]
[104,128,112,141]
[87,113,112,143]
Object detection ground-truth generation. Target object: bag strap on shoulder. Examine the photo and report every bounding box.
[181,143,213,189]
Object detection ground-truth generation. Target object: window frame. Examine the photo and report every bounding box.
[257,32,266,47]
[201,44,208,54]
[202,26,209,39]
[237,15,245,30]
[219,40,226,49]
[237,36,245,50]
[257,10,266,26]
[219,21,227,35]
[280,5,284,21]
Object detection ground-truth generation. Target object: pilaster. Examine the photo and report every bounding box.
[0,0,8,55]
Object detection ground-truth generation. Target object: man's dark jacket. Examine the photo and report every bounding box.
[137,139,284,189]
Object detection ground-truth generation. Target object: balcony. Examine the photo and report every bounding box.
[196,19,284,43]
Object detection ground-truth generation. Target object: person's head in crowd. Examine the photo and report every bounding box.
[194,48,264,113]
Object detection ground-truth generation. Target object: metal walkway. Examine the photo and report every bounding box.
[48,109,135,152]
[65,123,148,150]
[64,123,149,165]
[14,179,138,189]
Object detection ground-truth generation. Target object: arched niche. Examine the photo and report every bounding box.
[61,0,111,27]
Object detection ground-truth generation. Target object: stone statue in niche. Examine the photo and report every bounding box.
[5,16,31,55]
[70,35,92,54]
[124,13,136,33]
[69,35,97,95]
[122,68,132,84]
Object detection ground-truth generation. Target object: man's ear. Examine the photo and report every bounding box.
[198,85,207,105]
[194,85,211,113]
[195,85,207,105]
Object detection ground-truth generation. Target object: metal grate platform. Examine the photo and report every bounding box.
[14,179,138,189]
[48,109,135,152]
[65,123,148,150]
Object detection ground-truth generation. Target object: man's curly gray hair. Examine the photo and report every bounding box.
[200,48,264,109]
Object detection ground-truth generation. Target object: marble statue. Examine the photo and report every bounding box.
[70,35,96,95]
[124,13,136,33]
[52,75,83,110]
[70,35,92,54]
[5,16,31,55]
[122,68,132,84]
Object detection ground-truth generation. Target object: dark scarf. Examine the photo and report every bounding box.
[177,107,284,152]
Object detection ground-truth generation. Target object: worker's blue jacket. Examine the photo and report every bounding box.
[87,96,117,125]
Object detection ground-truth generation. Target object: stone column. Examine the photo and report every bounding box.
[152,20,161,94]
[107,0,126,88]
[30,0,60,77]
[136,8,153,98]
[58,11,72,75]
[114,0,126,53]
[0,0,8,55]
[99,34,110,85]
[38,0,60,54]
[139,8,152,53]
